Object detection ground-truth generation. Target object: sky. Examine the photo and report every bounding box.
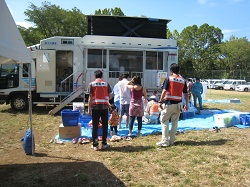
[5,0,250,41]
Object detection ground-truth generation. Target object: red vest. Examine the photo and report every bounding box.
[165,75,185,101]
[91,79,109,105]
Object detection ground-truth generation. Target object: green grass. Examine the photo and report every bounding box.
[0,89,249,186]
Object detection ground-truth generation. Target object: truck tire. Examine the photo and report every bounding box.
[10,95,28,111]
[244,88,248,92]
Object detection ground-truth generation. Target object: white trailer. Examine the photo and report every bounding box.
[0,35,178,114]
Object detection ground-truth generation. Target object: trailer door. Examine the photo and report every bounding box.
[36,50,56,93]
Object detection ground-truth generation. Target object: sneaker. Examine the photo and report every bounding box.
[91,145,99,151]
[101,144,109,150]
[72,138,77,144]
[128,133,132,137]
[156,141,169,147]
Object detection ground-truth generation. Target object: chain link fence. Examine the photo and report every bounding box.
[181,70,250,81]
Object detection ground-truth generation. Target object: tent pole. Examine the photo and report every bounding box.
[28,63,34,155]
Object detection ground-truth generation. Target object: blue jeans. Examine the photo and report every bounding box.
[114,100,120,113]
[193,92,202,109]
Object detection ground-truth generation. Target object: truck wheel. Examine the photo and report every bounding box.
[244,88,248,92]
[10,95,28,111]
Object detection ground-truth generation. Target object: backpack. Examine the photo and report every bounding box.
[21,129,35,155]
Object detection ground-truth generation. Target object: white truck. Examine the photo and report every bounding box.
[0,35,178,114]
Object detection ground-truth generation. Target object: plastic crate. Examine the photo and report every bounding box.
[61,109,80,126]
[239,114,250,126]
[79,114,92,127]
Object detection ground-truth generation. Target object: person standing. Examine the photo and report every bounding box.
[157,63,188,147]
[187,78,193,106]
[112,76,122,113]
[108,104,119,136]
[127,76,147,137]
[191,77,203,111]
[117,73,131,129]
[87,70,112,151]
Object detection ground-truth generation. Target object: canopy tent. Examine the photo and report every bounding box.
[0,0,34,154]
[0,0,32,64]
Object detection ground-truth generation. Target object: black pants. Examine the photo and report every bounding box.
[110,126,118,134]
[92,109,108,146]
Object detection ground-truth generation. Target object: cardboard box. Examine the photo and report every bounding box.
[59,123,81,139]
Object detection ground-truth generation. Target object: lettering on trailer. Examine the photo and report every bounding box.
[44,42,57,45]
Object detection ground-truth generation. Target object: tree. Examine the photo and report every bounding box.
[94,7,125,16]
[18,26,43,46]
[178,24,223,77]
[24,2,87,39]
[220,36,250,78]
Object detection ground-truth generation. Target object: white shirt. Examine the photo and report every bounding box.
[112,82,120,102]
[118,78,131,104]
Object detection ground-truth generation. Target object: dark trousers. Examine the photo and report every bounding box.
[129,116,142,131]
[92,109,108,146]
[110,126,118,134]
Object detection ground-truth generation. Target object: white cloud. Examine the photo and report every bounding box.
[222,29,239,34]
[16,21,33,28]
[222,29,240,40]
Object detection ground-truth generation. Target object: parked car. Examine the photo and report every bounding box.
[224,80,246,90]
[213,80,228,90]
[206,79,221,89]
[235,82,250,92]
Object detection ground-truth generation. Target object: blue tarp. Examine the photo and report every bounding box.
[55,109,249,141]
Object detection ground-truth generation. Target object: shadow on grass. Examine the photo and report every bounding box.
[0,161,126,187]
[174,138,231,146]
[105,145,155,153]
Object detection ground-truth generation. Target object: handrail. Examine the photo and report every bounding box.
[59,71,83,103]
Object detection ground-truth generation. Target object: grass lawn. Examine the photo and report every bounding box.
[0,89,249,186]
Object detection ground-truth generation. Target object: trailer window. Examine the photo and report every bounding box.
[146,51,163,70]
[61,39,74,44]
[109,50,143,73]
[87,49,106,68]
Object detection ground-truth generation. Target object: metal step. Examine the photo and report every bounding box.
[48,88,84,115]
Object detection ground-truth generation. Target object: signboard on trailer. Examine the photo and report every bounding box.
[157,72,167,87]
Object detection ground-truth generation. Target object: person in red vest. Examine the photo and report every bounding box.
[87,70,112,151]
[157,63,189,147]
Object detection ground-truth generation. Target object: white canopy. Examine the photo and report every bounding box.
[0,0,32,64]
[0,0,34,155]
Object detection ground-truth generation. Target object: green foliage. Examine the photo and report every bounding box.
[178,24,223,76]
[94,7,125,16]
[24,2,87,39]
[220,36,250,74]
[18,25,43,46]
